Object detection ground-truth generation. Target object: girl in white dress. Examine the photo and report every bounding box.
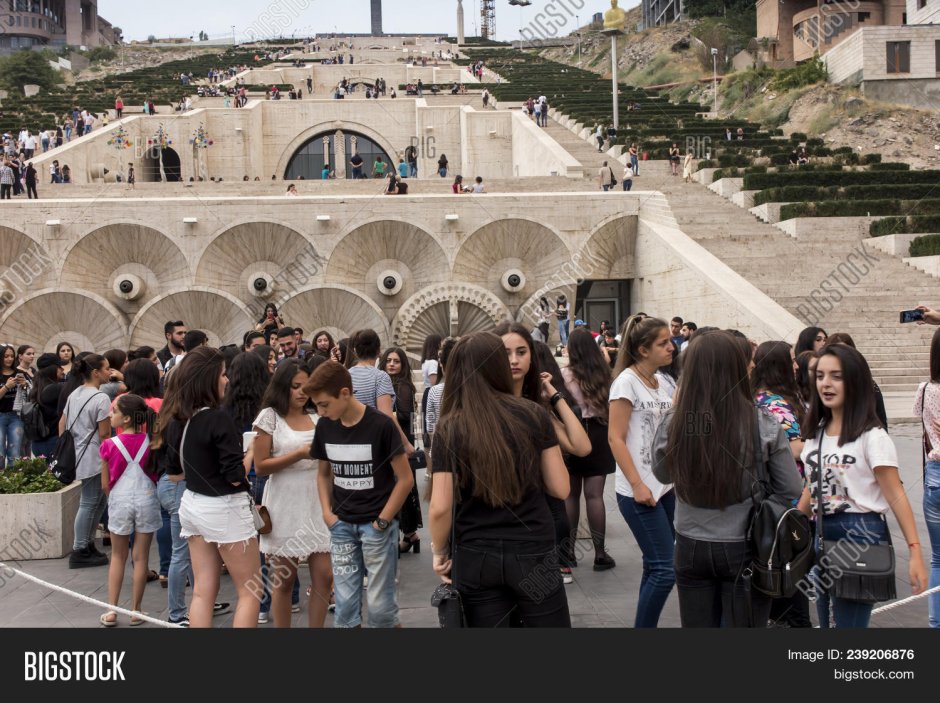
[252,359,331,628]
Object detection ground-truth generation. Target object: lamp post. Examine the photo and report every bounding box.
[232,25,236,46]
[711,47,718,117]
[603,27,624,130]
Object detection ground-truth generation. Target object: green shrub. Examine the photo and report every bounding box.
[806,138,824,148]
[718,153,750,167]
[789,132,807,142]
[861,153,882,165]
[755,184,939,205]
[771,57,828,91]
[910,235,940,257]
[870,215,940,236]
[0,458,61,495]
[781,198,940,220]
[744,169,940,189]
[831,146,853,155]
[869,162,910,171]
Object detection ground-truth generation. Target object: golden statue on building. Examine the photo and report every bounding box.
[604,0,626,31]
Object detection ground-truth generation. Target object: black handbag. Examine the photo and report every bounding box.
[430,469,466,628]
[815,428,896,604]
[409,448,428,470]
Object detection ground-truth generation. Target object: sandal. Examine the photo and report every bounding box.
[146,570,159,583]
[99,611,118,627]
[159,575,168,589]
[129,612,148,626]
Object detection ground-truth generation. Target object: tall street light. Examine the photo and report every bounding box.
[711,47,718,117]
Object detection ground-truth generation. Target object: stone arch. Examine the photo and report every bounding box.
[391,283,511,354]
[453,218,571,307]
[0,226,55,295]
[278,285,390,346]
[326,220,449,313]
[0,289,129,353]
[129,289,254,349]
[276,120,401,179]
[60,223,190,315]
[195,222,318,306]
[582,215,638,280]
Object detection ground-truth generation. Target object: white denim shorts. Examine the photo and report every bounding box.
[179,489,256,545]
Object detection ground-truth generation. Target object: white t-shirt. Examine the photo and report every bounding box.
[421,359,439,388]
[801,426,898,516]
[609,368,674,500]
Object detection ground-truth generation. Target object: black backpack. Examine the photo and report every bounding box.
[20,399,51,442]
[48,392,105,485]
[745,411,814,598]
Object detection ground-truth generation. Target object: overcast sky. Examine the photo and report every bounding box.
[98,1,634,43]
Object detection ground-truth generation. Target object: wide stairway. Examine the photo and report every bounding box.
[545,114,934,405]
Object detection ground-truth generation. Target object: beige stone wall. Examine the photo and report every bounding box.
[824,27,866,83]
[907,0,940,24]
[24,101,583,185]
[0,192,800,357]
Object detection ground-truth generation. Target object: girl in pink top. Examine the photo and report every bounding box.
[99,394,161,627]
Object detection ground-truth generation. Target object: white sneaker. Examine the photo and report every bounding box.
[291,603,301,613]
[258,611,269,624]
[560,568,573,585]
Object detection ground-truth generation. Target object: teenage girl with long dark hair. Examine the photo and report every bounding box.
[561,328,616,570]
[428,333,571,627]
[653,332,804,627]
[608,315,676,627]
[379,347,423,553]
[496,322,590,586]
[914,326,940,628]
[802,343,926,628]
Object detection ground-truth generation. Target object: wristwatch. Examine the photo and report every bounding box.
[375,518,390,531]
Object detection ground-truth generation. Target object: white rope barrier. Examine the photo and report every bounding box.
[872,584,940,615]
[0,561,181,628]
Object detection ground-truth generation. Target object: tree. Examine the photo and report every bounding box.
[0,50,62,94]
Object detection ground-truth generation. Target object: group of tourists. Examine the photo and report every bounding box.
[0,300,937,630]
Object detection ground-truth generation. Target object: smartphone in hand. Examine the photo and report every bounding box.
[900,309,925,324]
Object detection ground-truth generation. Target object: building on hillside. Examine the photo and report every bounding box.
[0,0,120,53]
[756,0,906,67]
[641,0,684,29]
[823,12,940,108]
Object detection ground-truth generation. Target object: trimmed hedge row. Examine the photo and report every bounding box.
[745,170,940,189]
[781,199,940,220]
[910,235,940,257]
[755,184,940,206]
[870,215,940,236]
[869,162,910,171]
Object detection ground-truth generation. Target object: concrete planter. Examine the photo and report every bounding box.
[0,482,81,560]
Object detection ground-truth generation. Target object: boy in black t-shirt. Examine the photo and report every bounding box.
[307,362,412,628]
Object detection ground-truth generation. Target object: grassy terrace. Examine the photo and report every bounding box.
[1,47,269,134]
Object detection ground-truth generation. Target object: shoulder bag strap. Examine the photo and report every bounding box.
[450,465,458,584]
[816,426,825,552]
[180,407,209,475]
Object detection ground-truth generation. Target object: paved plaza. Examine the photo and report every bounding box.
[0,423,930,628]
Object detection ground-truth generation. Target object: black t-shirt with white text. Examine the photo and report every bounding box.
[310,405,404,523]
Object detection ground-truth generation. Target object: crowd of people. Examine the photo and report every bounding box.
[0,301,937,630]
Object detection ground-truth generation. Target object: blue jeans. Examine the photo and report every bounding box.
[409,163,417,177]
[602,184,611,192]
[157,509,172,576]
[158,475,192,621]
[329,519,399,628]
[630,155,639,175]
[0,411,25,467]
[31,435,57,461]
[623,179,633,192]
[73,478,107,550]
[814,511,889,628]
[925,461,940,628]
[558,320,570,347]
[618,491,676,627]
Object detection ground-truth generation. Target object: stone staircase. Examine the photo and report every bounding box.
[544,112,934,402]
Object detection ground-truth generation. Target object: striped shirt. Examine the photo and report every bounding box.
[425,383,445,438]
[348,365,395,410]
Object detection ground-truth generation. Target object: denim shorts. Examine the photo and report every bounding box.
[108,491,163,536]
[179,489,256,545]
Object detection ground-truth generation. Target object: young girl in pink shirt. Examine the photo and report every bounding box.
[99,394,160,626]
